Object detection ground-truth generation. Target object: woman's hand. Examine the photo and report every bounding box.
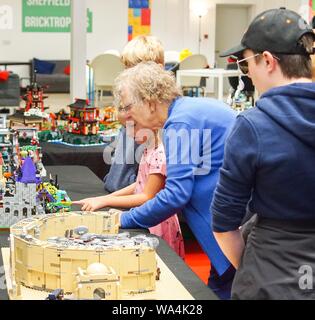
[72,196,108,212]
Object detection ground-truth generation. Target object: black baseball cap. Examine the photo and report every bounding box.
[220,7,315,58]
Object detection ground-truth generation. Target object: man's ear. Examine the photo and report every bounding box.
[262,51,278,73]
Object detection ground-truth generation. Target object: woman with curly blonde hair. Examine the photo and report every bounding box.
[112,62,236,300]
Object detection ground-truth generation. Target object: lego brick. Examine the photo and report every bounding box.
[133,8,141,17]
[141,0,150,9]
[141,8,151,26]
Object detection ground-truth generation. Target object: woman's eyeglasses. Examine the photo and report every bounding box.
[118,103,134,113]
[237,53,280,75]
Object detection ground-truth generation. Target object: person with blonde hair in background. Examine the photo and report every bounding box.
[103,35,165,193]
[121,35,164,68]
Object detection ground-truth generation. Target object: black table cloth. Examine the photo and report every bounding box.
[41,142,113,180]
[0,165,217,300]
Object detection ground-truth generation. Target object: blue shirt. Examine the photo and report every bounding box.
[212,83,315,232]
[121,97,236,275]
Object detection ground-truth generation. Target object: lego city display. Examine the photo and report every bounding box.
[50,108,69,131]
[0,127,45,174]
[7,86,120,146]
[8,79,49,131]
[98,106,120,131]
[0,115,11,152]
[99,106,122,143]
[0,152,71,228]
[3,73,121,146]
[8,211,160,300]
[62,98,103,145]
[15,127,39,146]
[35,109,69,143]
[22,81,48,118]
[0,132,71,228]
[36,174,71,214]
[2,211,194,300]
[0,157,39,228]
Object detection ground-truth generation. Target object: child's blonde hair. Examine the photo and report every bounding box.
[121,35,165,68]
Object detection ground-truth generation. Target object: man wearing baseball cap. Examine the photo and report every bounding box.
[211,8,315,299]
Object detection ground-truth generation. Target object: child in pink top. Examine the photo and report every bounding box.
[74,130,185,259]
[134,142,185,259]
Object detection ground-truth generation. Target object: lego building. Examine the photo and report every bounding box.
[0,157,41,228]
[67,98,99,136]
[62,98,102,145]
[9,211,158,299]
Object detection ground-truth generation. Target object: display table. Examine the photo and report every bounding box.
[0,165,217,300]
[176,68,241,101]
[41,142,114,181]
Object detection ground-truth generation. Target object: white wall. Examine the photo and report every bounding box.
[198,0,303,67]
[0,0,130,60]
[0,0,305,78]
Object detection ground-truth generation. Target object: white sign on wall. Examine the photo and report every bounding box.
[0,5,13,30]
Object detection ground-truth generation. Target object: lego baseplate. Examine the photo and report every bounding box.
[2,248,194,300]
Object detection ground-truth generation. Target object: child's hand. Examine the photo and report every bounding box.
[72,197,107,212]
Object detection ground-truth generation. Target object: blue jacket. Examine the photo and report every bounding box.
[212,83,315,232]
[103,127,145,193]
[121,97,236,275]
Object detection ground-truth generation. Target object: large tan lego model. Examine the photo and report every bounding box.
[8,210,159,300]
